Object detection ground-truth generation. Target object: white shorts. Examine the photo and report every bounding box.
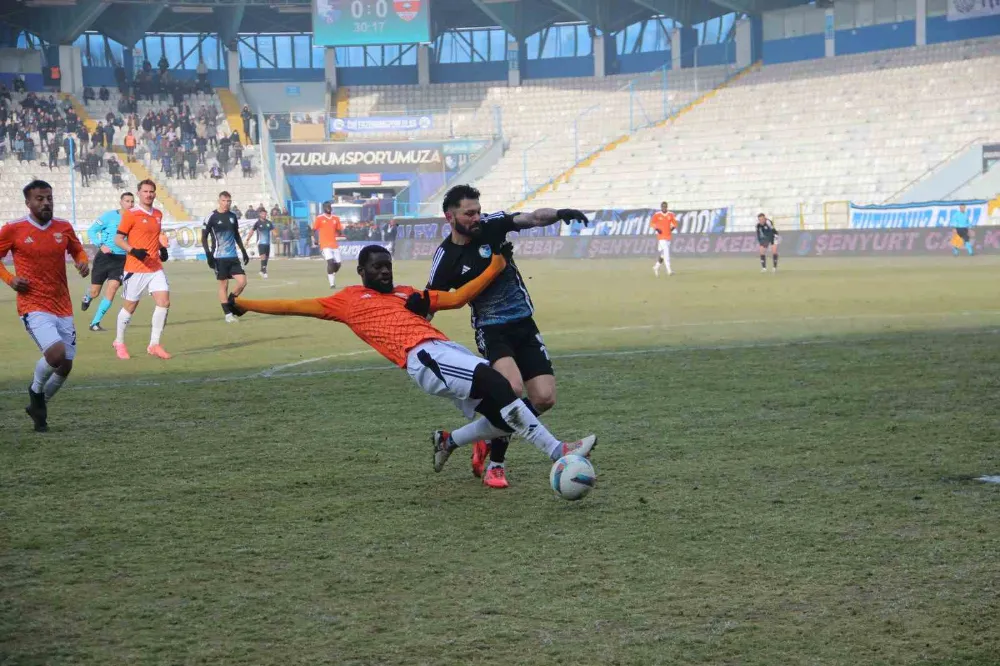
[657,239,671,255]
[321,247,342,263]
[406,339,488,419]
[22,311,77,360]
[122,269,170,302]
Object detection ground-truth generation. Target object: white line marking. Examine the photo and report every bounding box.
[260,350,375,377]
[2,328,996,397]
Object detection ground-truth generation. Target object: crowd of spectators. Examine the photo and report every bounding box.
[0,86,125,188]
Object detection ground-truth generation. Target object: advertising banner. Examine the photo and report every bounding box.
[329,115,433,134]
[395,207,729,241]
[849,200,989,229]
[563,207,730,236]
[275,141,485,175]
[947,0,1000,21]
[394,227,1000,260]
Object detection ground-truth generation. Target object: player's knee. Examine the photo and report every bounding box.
[471,363,517,404]
[531,392,556,413]
[331,261,342,273]
[44,344,67,367]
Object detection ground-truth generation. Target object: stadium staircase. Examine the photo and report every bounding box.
[512,62,762,211]
[65,94,189,221]
[216,88,249,145]
[520,37,1000,230]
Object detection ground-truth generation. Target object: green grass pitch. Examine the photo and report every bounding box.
[2,255,998,665]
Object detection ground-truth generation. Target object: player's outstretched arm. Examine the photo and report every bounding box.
[230,294,328,319]
[510,208,589,229]
[407,255,507,316]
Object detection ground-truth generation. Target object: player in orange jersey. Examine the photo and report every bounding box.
[312,201,345,288]
[113,179,172,360]
[650,201,678,277]
[0,180,90,432]
[229,245,597,473]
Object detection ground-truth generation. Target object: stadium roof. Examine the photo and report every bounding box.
[2,0,810,48]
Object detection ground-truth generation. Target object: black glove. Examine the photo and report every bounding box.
[556,208,589,226]
[226,292,245,317]
[498,240,514,262]
[159,247,168,261]
[129,248,148,261]
[242,252,250,265]
[405,290,431,318]
[206,253,216,270]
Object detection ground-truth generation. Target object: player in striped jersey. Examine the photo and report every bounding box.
[426,184,589,488]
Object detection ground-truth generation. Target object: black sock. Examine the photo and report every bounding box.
[773,254,778,268]
[221,303,232,315]
[760,254,766,268]
[489,436,510,463]
[261,259,268,273]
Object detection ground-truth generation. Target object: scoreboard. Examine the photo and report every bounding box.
[313,0,431,47]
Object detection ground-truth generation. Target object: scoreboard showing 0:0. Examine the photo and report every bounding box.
[313,0,431,47]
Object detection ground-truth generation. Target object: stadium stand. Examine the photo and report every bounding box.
[0,91,137,225]
[72,88,277,220]
[521,37,1000,229]
[346,68,735,212]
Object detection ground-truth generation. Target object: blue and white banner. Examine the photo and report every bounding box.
[849,201,989,229]
[947,0,1000,21]
[329,116,433,134]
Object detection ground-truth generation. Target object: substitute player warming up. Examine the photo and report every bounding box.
[83,191,133,331]
[428,184,589,488]
[229,246,597,480]
[0,180,90,431]
[313,202,344,288]
[202,191,250,323]
[756,213,779,273]
[113,179,172,359]
[651,201,678,277]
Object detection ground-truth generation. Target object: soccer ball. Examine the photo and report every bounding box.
[550,454,596,501]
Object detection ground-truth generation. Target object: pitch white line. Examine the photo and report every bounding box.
[260,350,375,377]
[2,329,996,397]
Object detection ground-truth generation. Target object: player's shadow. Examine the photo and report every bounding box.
[179,335,307,357]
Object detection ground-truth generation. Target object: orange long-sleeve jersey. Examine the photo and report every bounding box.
[0,216,88,317]
[651,211,678,241]
[234,255,507,367]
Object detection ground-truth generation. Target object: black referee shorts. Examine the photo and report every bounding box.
[91,253,126,286]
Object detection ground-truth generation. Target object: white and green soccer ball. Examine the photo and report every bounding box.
[550,454,596,501]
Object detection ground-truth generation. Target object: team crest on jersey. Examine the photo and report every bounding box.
[394,0,420,21]
[478,245,492,259]
[53,232,64,243]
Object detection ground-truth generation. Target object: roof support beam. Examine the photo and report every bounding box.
[92,3,164,48]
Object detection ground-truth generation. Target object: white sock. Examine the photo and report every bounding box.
[452,417,510,447]
[150,306,168,345]
[115,309,131,344]
[328,273,336,287]
[499,399,563,459]
[487,461,504,470]
[44,373,67,401]
[31,357,57,393]
[664,251,672,273]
